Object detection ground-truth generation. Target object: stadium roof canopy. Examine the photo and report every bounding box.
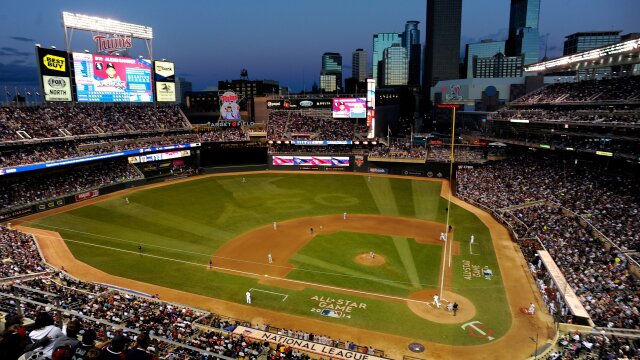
[524,38,640,74]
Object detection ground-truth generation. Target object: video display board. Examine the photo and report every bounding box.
[272,156,349,167]
[36,47,72,102]
[128,150,191,164]
[332,98,366,118]
[73,52,153,102]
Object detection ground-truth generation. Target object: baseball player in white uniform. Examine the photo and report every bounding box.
[433,294,440,308]
[440,232,447,241]
[268,253,273,264]
[470,235,475,244]
[246,291,252,304]
[528,302,535,315]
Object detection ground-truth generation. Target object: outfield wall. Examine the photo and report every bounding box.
[268,155,455,178]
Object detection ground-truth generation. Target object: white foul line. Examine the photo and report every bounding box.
[249,288,288,301]
[49,237,437,305]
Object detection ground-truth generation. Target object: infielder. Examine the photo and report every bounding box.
[439,232,447,241]
[273,221,277,230]
[528,302,535,315]
[246,291,252,304]
[268,253,273,264]
[343,211,347,220]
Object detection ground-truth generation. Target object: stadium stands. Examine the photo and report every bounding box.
[456,154,640,329]
[0,105,189,141]
[0,159,142,209]
[268,110,366,141]
[0,225,385,359]
[512,76,640,104]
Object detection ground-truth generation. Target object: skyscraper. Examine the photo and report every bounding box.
[352,49,368,82]
[321,52,342,91]
[505,0,541,65]
[373,33,402,86]
[403,21,421,86]
[422,0,462,91]
[380,44,408,86]
[464,40,505,79]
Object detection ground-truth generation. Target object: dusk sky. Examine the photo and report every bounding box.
[0,0,638,92]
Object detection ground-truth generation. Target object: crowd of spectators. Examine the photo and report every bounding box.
[0,225,384,360]
[513,76,640,104]
[268,111,363,141]
[0,160,142,209]
[548,329,640,359]
[0,227,46,279]
[198,128,249,142]
[0,133,198,169]
[369,144,427,159]
[427,145,486,163]
[0,105,189,142]
[456,155,640,329]
[489,107,640,125]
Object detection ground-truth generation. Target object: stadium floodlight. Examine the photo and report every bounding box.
[51,45,57,49]
[525,38,640,72]
[62,12,153,40]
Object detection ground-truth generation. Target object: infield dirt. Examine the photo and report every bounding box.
[10,172,555,359]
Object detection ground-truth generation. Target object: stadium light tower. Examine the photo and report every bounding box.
[61,12,153,59]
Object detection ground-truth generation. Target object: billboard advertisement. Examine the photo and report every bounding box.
[156,82,176,102]
[154,61,175,82]
[332,98,366,118]
[128,150,191,164]
[36,47,73,102]
[266,98,332,110]
[272,156,349,167]
[73,52,153,102]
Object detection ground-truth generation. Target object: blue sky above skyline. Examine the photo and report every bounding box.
[0,0,638,92]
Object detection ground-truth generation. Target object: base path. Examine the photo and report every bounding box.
[11,172,554,359]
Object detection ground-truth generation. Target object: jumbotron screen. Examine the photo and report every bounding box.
[332,98,366,118]
[73,53,153,102]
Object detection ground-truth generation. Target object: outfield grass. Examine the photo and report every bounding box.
[288,232,442,297]
[29,173,511,344]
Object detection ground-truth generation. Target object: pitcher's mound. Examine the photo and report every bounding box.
[407,289,476,324]
[355,253,386,266]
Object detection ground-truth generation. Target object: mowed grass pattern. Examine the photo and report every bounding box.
[288,232,442,297]
[29,173,511,344]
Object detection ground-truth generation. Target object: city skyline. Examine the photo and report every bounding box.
[0,0,638,92]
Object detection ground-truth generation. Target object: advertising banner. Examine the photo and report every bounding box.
[154,61,175,82]
[128,150,191,164]
[37,47,72,102]
[232,326,386,360]
[266,98,333,110]
[156,82,176,102]
[75,190,100,202]
[0,207,34,221]
[332,98,366,118]
[36,199,65,212]
[73,52,153,102]
[42,75,72,101]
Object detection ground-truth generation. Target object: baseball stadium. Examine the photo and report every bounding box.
[1,8,640,360]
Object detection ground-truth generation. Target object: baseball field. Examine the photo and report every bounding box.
[17,172,553,358]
